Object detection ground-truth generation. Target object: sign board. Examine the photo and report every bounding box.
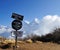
[12,13,24,21]
[12,20,22,30]
[11,31,23,37]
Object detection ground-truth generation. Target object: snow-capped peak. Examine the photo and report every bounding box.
[24,20,30,24]
[34,18,40,24]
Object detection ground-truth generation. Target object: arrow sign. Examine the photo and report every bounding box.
[11,31,23,37]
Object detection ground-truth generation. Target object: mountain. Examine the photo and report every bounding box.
[22,18,40,35]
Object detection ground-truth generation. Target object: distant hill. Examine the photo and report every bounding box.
[0,32,11,38]
[31,28,60,44]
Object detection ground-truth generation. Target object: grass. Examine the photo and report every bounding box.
[0,41,60,50]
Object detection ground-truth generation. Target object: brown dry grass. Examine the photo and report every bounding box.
[0,41,60,50]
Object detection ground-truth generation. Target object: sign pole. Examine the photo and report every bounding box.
[11,13,24,50]
[15,30,17,50]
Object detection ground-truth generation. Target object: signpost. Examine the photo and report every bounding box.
[11,13,24,50]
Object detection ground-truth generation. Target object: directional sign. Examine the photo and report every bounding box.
[12,20,22,30]
[11,31,23,37]
[12,13,24,21]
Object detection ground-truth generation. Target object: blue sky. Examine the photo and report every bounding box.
[0,0,60,26]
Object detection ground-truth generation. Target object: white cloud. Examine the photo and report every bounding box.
[0,25,7,33]
[0,25,12,34]
[34,15,60,36]
[7,28,13,32]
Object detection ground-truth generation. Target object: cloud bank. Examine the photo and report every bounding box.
[34,15,60,36]
[0,15,60,38]
[0,25,12,34]
[23,15,60,36]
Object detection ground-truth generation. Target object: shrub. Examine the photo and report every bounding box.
[26,39,33,43]
[0,43,11,49]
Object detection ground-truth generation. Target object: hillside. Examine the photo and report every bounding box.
[0,41,60,50]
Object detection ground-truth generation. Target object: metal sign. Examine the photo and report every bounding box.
[11,13,24,21]
[11,31,23,37]
[12,20,22,30]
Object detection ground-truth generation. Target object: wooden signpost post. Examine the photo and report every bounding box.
[11,13,24,50]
